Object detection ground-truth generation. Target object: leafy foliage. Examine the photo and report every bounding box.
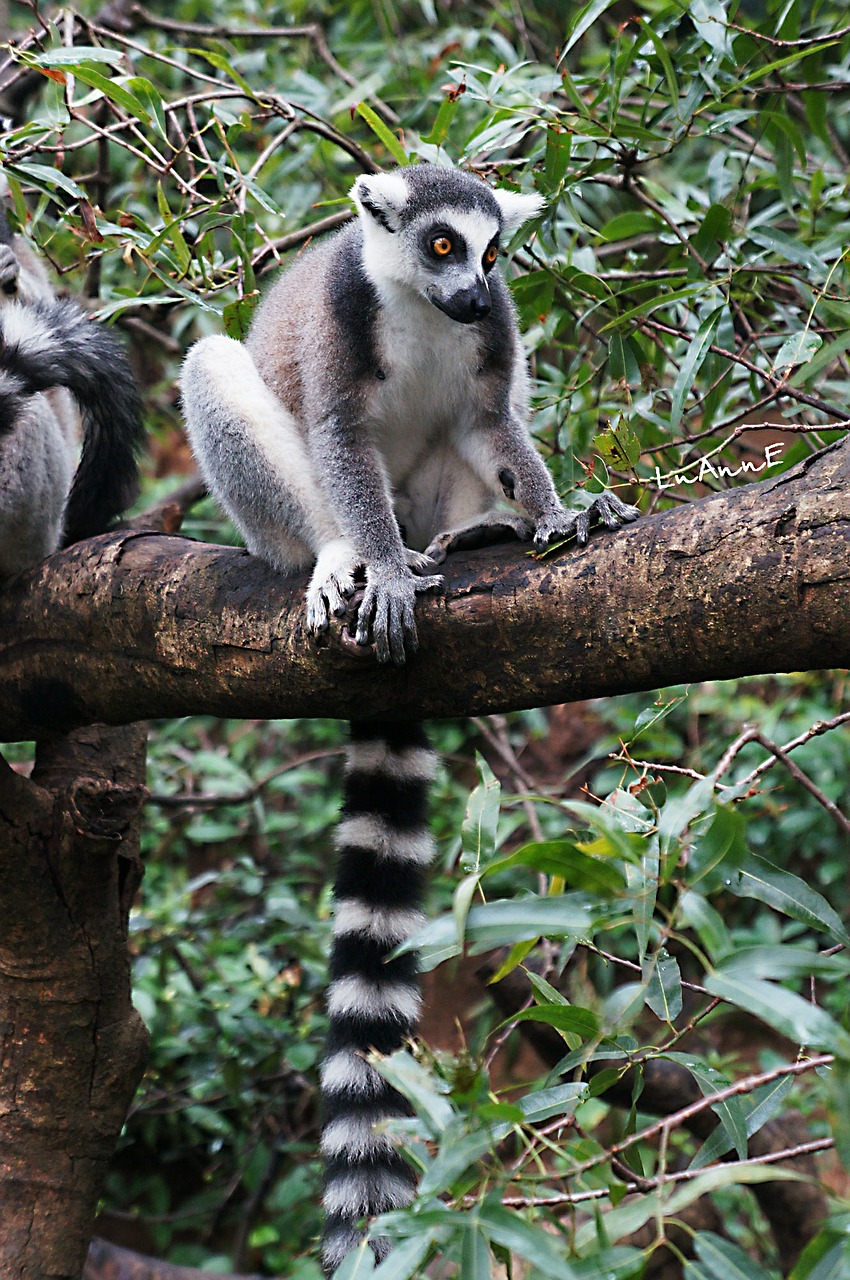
[2,0,849,1275]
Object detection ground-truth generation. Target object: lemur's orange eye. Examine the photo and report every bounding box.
[432,236,453,256]
[484,243,498,266]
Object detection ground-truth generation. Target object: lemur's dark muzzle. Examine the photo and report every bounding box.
[431,279,491,324]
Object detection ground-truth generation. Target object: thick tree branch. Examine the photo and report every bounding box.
[0,441,847,741]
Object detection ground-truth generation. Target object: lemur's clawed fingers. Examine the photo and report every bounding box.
[355,568,442,665]
[572,493,640,546]
[533,493,640,550]
[305,543,363,635]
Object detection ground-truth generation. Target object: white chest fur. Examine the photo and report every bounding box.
[369,288,481,486]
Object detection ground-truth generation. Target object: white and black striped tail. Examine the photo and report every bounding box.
[321,720,436,1273]
[0,297,144,542]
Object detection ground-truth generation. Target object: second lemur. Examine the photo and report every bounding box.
[182,162,639,1270]
[0,198,144,574]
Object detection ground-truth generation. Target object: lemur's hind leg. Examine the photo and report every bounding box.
[182,336,361,633]
[421,510,532,565]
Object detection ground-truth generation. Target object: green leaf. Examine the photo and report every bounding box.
[419,1124,495,1196]
[728,854,850,945]
[773,330,823,375]
[424,96,459,147]
[599,212,661,242]
[560,0,622,59]
[664,1054,747,1160]
[355,103,409,167]
[460,755,501,871]
[475,1201,578,1278]
[511,1002,602,1043]
[333,1243,375,1279]
[686,1231,775,1280]
[687,804,746,886]
[370,1231,437,1280]
[460,1225,492,1280]
[495,840,626,895]
[190,48,255,97]
[691,1074,793,1169]
[373,1051,455,1136]
[705,970,850,1058]
[669,309,722,430]
[35,46,125,67]
[644,950,683,1023]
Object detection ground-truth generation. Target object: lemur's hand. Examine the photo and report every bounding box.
[0,245,20,296]
[356,564,442,666]
[533,493,639,550]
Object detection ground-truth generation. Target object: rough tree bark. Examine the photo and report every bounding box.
[0,726,149,1280]
[0,440,845,740]
[0,440,846,1278]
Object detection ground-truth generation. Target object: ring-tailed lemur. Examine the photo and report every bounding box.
[0,200,144,573]
[181,162,639,1270]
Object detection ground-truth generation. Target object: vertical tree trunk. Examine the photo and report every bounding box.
[0,725,150,1280]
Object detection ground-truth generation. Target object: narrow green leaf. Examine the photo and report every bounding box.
[560,0,622,59]
[669,309,722,429]
[729,854,850,945]
[57,65,152,123]
[476,1201,578,1278]
[705,970,850,1058]
[460,755,501,871]
[373,1050,455,1136]
[423,96,459,147]
[460,1225,492,1280]
[355,103,409,166]
[8,160,86,201]
[665,1053,747,1160]
[689,1230,775,1280]
[636,16,679,109]
[35,46,125,67]
[332,1241,376,1279]
[511,1003,601,1041]
[687,804,746,886]
[370,1231,438,1280]
[419,1124,494,1196]
[691,1074,793,1169]
[495,840,626,894]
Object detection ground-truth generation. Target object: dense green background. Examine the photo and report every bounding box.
[2,0,850,1275]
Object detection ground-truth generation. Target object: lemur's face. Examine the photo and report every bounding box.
[413,210,500,324]
[351,166,543,324]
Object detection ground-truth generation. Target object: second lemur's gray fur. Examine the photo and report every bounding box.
[181,162,639,1271]
[0,198,144,574]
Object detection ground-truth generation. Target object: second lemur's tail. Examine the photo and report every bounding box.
[0,297,144,543]
[321,721,436,1273]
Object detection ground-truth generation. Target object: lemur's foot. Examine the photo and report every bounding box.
[305,540,362,634]
[421,512,532,566]
[406,548,438,574]
[355,565,443,666]
[533,493,640,550]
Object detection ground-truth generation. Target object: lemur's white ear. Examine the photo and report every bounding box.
[493,188,545,237]
[350,172,410,233]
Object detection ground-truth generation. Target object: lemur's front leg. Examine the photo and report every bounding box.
[424,418,638,563]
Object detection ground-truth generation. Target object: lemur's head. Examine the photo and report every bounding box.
[350,163,543,324]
